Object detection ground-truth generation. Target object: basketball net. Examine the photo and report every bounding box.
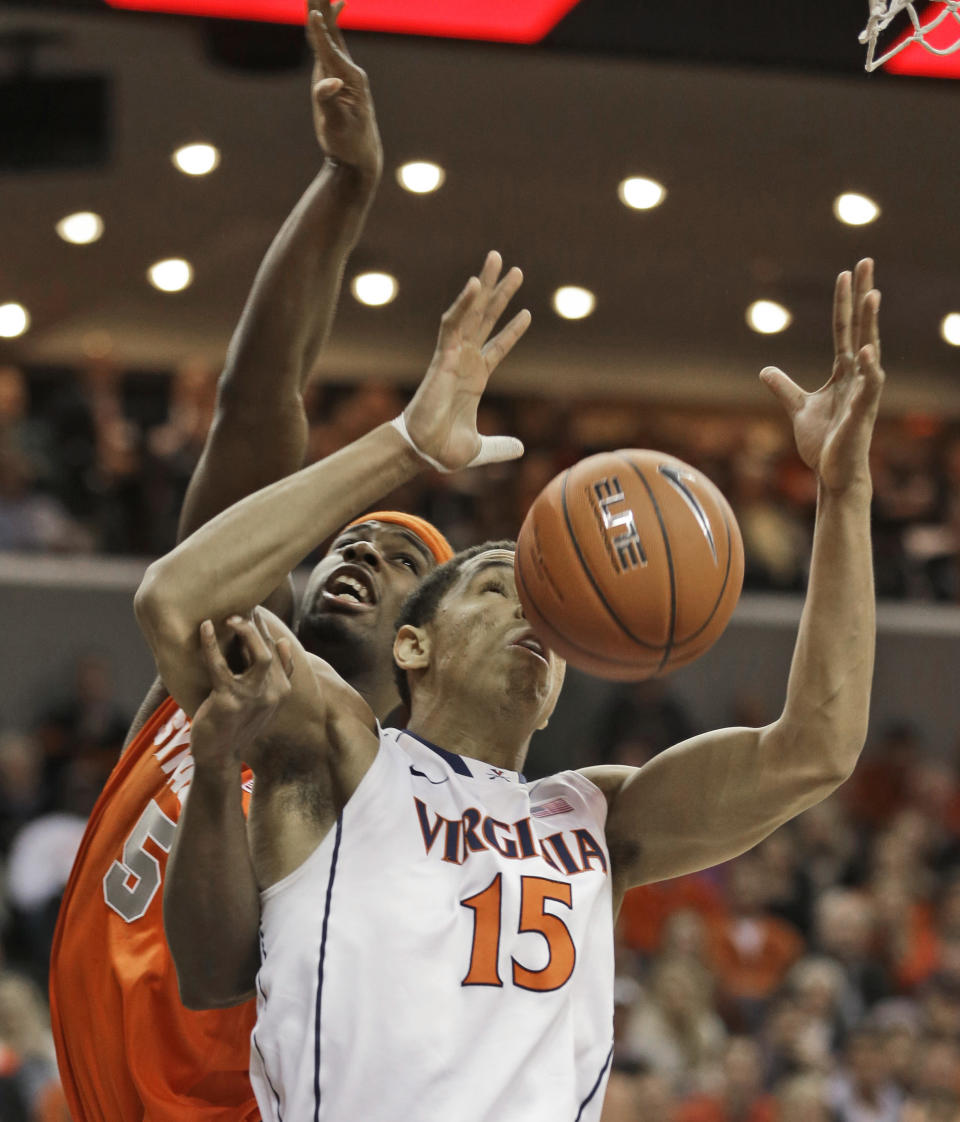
[860,0,960,70]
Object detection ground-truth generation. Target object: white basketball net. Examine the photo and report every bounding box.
[860,0,960,70]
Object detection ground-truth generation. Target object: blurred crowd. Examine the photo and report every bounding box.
[601,714,960,1122]
[1,360,959,599]
[0,652,127,1121]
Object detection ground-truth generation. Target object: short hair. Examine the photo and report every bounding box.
[392,539,515,710]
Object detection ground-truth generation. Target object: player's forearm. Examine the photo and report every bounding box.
[164,766,260,1009]
[220,160,378,405]
[138,422,421,635]
[768,479,876,780]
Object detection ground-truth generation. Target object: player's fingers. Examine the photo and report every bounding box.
[198,619,233,683]
[481,308,532,371]
[275,638,296,680]
[226,614,274,670]
[309,7,352,73]
[467,435,525,468]
[850,258,873,354]
[477,267,524,343]
[833,270,853,358]
[252,606,290,655]
[461,252,503,338]
[313,77,344,103]
[438,276,481,342]
[326,0,350,55]
[853,343,886,413]
[305,5,326,52]
[759,366,806,416]
[860,289,881,364]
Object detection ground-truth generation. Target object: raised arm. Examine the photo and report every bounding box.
[590,259,884,900]
[135,254,530,717]
[176,0,382,544]
[164,614,293,1008]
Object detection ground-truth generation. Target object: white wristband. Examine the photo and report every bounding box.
[390,413,525,474]
[390,414,449,473]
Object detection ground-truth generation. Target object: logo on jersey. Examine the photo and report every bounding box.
[413,797,607,875]
[531,797,575,818]
[487,767,510,782]
[409,765,450,785]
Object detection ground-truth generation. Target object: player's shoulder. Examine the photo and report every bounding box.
[575,764,635,799]
[121,677,172,754]
[531,766,620,825]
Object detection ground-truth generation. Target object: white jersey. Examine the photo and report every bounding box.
[251,726,615,1122]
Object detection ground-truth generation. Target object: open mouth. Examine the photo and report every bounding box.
[510,631,548,665]
[321,565,377,612]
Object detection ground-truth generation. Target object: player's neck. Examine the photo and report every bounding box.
[406,696,531,772]
[347,665,400,724]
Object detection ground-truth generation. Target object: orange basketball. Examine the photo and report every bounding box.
[515,449,744,680]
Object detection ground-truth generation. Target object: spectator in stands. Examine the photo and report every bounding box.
[813,889,889,1017]
[0,367,54,490]
[0,439,92,552]
[143,359,218,551]
[619,871,726,961]
[773,1074,834,1122]
[826,1026,903,1121]
[707,854,805,1030]
[675,1036,775,1122]
[794,796,861,894]
[787,956,853,1052]
[625,956,727,1094]
[34,651,129,809]
[0,971,69,1121]
[912,1036,960,1102]
[0,732,45,855]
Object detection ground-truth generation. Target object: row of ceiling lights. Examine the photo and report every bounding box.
[2,149,957,347]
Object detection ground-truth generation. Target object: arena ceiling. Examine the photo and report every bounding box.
[0,0,957,413]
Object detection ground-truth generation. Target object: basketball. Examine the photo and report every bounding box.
[515,449,744,680]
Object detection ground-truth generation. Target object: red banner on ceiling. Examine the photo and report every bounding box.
[103,0,582,43]
[881,3,960,77]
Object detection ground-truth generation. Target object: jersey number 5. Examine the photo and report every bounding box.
[461,874,575,992]
[103,799,177,923]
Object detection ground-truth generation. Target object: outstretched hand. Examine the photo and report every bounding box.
[761,258,885,493]
[403,251,531,472]
[306,0,382,177]
[191,611,294,772]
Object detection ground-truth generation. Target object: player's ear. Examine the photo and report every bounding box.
[394,624,431,673]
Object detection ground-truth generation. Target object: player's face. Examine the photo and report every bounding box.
[298,522,434,665]
[428,549,565,723]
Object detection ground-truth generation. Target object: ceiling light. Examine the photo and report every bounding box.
[747,300,792,334]
[148,258,194,293]
[397,161,445,194]
[552,286,596,320]
[173,143,221,176]
[56,211,104,245]
[351,272,398,307]
[0,303,29,339]
[618,176,666,211]
[833,192,880,226]
[943,313,960,347]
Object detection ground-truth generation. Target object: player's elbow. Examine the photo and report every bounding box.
[760,720,860,797]
[134,562,191,648]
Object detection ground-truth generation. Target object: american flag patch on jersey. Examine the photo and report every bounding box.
[531,797,574,818]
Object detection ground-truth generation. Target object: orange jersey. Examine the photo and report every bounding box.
[49,697,260,1122]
